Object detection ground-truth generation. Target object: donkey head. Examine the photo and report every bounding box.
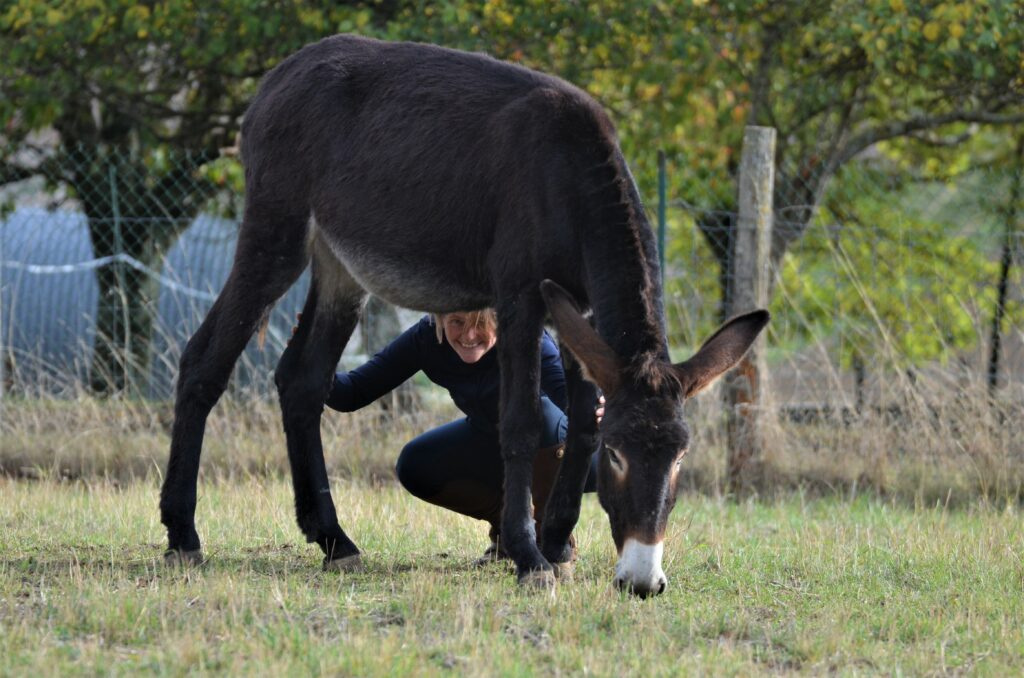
[541,280,769,597]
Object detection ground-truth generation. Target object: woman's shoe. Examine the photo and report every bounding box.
[473,525,511,566]
[472,539,511,566]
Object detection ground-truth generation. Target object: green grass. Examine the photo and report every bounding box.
[2,477,1022,676]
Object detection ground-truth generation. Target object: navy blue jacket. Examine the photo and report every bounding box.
[326,316,566,430]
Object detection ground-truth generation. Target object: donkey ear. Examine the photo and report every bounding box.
[540,279,621,396]
[673,310,770,398]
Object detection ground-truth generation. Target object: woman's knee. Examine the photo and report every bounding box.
[395,440,437,498]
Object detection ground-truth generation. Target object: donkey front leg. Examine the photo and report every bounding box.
[539,351,600,576]
[496,294,553,588]
[274,257,365,571]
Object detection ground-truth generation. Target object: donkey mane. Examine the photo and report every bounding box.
[581,147,670,382]
[628,354,686,396]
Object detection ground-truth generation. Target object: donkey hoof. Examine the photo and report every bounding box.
[323,554,364,573]
[551,560,575,581]
[164,549,204,567]
[517,569,557,591]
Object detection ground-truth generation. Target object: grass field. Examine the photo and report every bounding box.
[2,476,1023,676]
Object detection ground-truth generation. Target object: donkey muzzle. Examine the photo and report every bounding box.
[613,538,667,598]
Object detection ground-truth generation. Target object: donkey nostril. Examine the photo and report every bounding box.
[657,579,667,595]
[613,577,626,590]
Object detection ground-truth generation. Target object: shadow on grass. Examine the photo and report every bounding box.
[0,547,507,581]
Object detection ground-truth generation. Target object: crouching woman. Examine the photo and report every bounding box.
[325,309,597,563]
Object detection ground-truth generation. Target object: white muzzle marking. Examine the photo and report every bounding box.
[614,538,667,596]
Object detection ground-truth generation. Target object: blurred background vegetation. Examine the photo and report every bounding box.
[1,0,1022,501]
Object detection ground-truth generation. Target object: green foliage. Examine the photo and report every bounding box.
[661,0,1023,198]
[775,164,1008,367]
[0,0,384,149]
[5,0,1018,216]
[2,0,1021,372]
[0,1,393,392]
[4,0,1019,201]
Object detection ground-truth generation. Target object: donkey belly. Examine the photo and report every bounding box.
[315,229,493,313]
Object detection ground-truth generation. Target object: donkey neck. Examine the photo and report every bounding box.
[580,150,669,367]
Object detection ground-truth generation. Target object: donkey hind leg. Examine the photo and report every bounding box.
[160,212,310,563]
[275,251,365,570]
[539,349,600,577]
[495,291,554,588]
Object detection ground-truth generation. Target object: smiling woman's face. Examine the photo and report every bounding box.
[442,312,497,364]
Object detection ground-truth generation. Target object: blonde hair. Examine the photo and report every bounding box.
[433,309,498,344]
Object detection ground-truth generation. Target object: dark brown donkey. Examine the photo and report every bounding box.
[160,34,768,596]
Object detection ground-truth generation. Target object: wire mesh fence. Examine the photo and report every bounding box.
[662,154,1024,413]
[1,144,1022,410]
[1,146,385,400]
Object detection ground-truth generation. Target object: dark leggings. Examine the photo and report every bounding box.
[395,397,598,508]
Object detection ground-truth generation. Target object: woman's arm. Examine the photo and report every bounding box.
[325,320,425,412]
[539,332,568,411]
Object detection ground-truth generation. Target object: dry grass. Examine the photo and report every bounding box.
[3,372,1022,508]
[0,394,455,485]
[3,297,1023,509]
[678,353,1024,507]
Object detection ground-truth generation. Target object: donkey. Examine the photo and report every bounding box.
[159,34,768,597]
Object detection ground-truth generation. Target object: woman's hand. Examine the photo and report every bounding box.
[596,395,605,425]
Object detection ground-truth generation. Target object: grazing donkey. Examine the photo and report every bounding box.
[160,34,768,596]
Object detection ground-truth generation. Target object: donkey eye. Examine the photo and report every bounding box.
[606,447,624,471]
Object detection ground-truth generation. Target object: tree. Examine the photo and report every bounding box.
[663,0,1023,320]
[776,162,1000,387]
[0,1,393,393]
[986,135,1023,396]
[5,0,1021,394]
[377,0,1023,332]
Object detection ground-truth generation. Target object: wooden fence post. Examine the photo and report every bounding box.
[725,125,775,493]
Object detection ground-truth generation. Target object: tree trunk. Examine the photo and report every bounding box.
[987,136,1023,398]
[695,211,734,323]
[90,258,159,393]
[853,353,866,414]
[71,148,213,396]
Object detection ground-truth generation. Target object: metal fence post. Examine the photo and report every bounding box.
[725,125,775,493]
[109,162,131,393]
